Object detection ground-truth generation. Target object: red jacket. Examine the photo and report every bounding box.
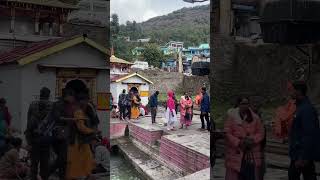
[102,137,111,152]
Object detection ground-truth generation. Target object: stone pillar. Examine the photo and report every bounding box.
[49,22,53,36]
[10,8,15,33]
[59,15,64,36]
[178,51,183,73]
[219,0,232,35]
[39,22,43,35]
[35,12,40,35]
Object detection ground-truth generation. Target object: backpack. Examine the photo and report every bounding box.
[25,101,54,144]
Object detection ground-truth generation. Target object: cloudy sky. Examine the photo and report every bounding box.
[110,0,210,24]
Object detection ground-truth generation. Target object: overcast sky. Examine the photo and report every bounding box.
[110,0,210,24]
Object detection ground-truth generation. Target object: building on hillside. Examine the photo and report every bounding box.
[111,73,153,106]
[166,41,184,50]
[160,41,184,55]
[132,47,144,56]
[0,0,77,53]
[182,43,210,57]
[137,38,150,43]
[131,61,149,70]
[160,46,170,55]
[162,59,177,72]
[124,36,130,42]
[110,55,133,77]
[0,36,110,136]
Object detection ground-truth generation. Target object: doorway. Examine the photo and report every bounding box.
[129,86,139,94]
[65,79,88,95]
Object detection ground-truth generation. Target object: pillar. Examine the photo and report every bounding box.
[10,8,15,33]
[35,12,40,35]
[39,22,43,35]
[59,14,64,36]
[178,51,183,73]
[49,22,53,36]
[219,0,232,35]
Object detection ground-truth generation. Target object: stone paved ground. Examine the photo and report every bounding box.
[212,159,289,180]
[111,106,210,179]
[114,106,210,134]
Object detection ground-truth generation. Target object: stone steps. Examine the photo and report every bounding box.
[116,137,182,180]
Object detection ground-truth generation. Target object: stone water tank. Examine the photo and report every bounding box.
[260,0,320,44]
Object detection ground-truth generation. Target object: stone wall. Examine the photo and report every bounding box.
[212,33,320,107]
[63,23,109,48]
[138,69,209,95]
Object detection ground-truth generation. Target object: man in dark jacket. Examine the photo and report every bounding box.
[25,87,53,180]
[49,88,75,179]
[118,89,127,120]
[200,87,210,131]
[149,91,159,124]
[125,92,132,120]
[288,81,318,180]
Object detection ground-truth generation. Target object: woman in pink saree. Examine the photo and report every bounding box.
[224,97,264,180]
[179,93,193,129]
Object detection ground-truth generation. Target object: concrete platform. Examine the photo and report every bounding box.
[110,121,127,139]
[160,134,210,173]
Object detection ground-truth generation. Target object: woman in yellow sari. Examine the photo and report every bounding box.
[131,93,141,120]
[66,93,96,180]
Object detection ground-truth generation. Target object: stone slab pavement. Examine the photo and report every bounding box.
[176,168,210,180]
[212,159,289,180]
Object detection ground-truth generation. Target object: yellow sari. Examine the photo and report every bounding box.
[131,96,140,119]
[66,109,95,180]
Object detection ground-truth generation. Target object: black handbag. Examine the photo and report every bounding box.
[239,151,256,180]
[185,112,191,121]
[53,125,69,140]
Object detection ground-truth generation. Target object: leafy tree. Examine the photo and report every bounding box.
[142,44,164,67]
[111,14,120,36]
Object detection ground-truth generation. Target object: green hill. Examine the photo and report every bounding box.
[140,5,210,46]
[111,5,210,61]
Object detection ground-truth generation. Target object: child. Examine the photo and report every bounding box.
[0,137,29,179]
[111,105,119,118]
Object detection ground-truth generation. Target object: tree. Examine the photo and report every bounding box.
[142,44,164,68]
[111,14,120,36]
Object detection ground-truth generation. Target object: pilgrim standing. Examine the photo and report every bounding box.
[166,91,177,131]
[149,91,159,124]
[118,89,127,120]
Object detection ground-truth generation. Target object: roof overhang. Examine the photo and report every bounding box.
[18,36,110,66]
[113,73,153,84]
[37,64,109,71]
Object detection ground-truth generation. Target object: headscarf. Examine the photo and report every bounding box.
[167,91,175,111]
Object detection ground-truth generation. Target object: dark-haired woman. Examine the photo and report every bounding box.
[66,93,96,180]
[224,97,264,180]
